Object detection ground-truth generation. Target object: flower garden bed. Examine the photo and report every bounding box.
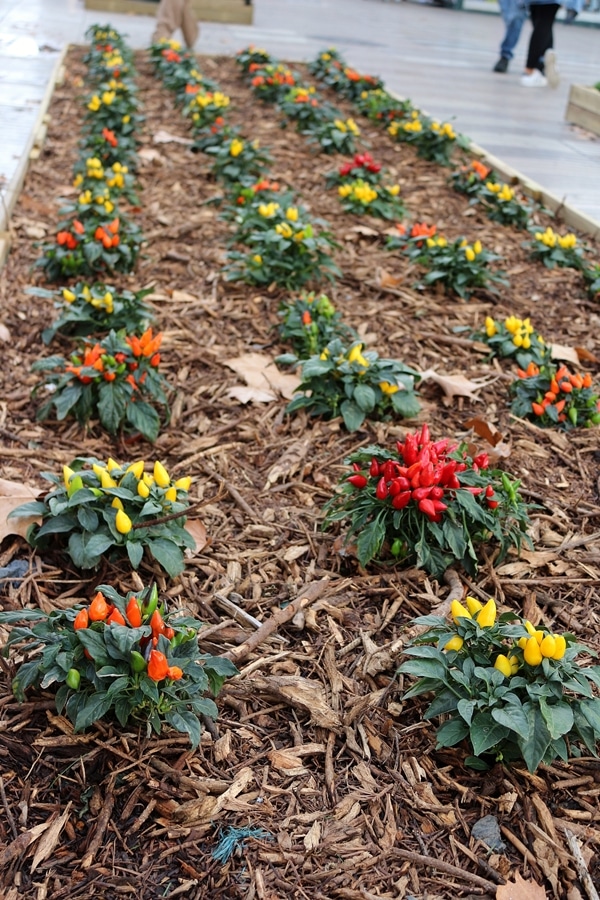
[0,34,600,899]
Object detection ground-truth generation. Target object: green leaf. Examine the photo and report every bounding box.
[470,712,510,756]
[390,390,420,419]
[491,703,530,737]
[340,399,365,432]
[517,702,552,773]
[164,709,202,749]
[74,691,113,731]
[7,501,47,519]
[539,698,574,740]
[77,506,99,532]
[37,513,77,538]
[53,384,83,421]
[76,630,111,666]
[457,698,476,726]
[97,381,127,434]
[353,383,376,413]
[147,539,185,578]
[126,401,160,443]
[127,541,144,569]
[435,716,469,748]
[355,513,386,566]
[302,357,332,378]
[580,698,600,737]
[398,657,448,681]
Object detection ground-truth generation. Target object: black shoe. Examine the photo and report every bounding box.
[493,57,509,73]
[565,8,577,21]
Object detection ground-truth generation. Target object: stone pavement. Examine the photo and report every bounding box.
[1,0,599,228]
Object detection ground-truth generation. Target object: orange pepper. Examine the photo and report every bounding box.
[583,373,592,388]
[107,608,126,626]
[74,608,89,630]
[88,591,110,621]
[550,379,559,393]
[167,665,183,680]
[570,374,583,389]
[126,596,142,627]
[147,649,169,681]
[560,381,573,393]
[555,399,566,413]
[531,402,545,416]
[544,391,556,402]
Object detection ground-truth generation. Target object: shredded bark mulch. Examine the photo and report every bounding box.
[0,47,599,900]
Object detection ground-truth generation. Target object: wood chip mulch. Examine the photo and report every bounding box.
[0,47,599,900]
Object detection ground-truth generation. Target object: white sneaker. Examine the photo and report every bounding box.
[520,69,548,88]
[545,50,560,88]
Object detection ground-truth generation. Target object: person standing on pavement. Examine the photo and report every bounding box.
[520,0,561,87]
[152,0,199,48]
[493,0,527,73]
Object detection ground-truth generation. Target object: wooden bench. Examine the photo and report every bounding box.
[83,0,253,25]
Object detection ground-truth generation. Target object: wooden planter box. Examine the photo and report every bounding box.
[84,0,253,25]
[565,84,600,138]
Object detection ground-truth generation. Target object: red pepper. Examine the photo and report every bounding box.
[430,486,444,501]
[487,499,499,509]
[383,460,396,482]
[410,471,421,489]
[402,435,418,466]
[412,486,433,501]
[465,487,484,495]
[391,491,411,510]
[375,477,389,500]
[369,458,380,478]
[432,500,447,512]
[418,498,436,518]
[419,424,430,445]
[418,448,430,467]
[352,462,361,472]
[420,463,435,487]
[150,609,166,637]
[485,485,495,498]
[473,453,489,469]
[348,474,368,488]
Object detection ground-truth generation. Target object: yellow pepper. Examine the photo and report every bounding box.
[476,599,496,628]
[465,596,483,615]
[451,599,471,624]
[115,509,133,534]
[443,635,464,652]
[175,476,192,491]
[524,636,543,666]
[127,460,145,480]
[551,635,566,660]
[540,634,556,658]
[494,654,512,677]
[154,460,170,488]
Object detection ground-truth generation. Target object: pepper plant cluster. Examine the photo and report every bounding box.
[450,160,534,230]
[323,424,530,575]
[149,40,339,290]
[510,361,600,429]
[330,152,405,221]
[474,314,548,368]
[398,598,600,772]
[0,583,236,747]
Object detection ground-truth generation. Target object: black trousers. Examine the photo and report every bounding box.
[526,4,560,71]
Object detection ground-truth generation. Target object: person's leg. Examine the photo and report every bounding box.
[152,0,198,46]
[526,5,546,71]
[181,0,199,48]
[499,0,527,60]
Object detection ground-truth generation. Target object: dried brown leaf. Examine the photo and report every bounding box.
[264,438,311,488]
[152,129,193,145]
[550,343,579,365]
[0,478,40,541]
[30,803,71,873]
[575,346,599,363]
[0,323,11,342]
[496,872,546,900]
[224,352,300,402]
[184,519,207,552]
[463,416,504,447]
[377,268,403,289]
[420,369,497,402]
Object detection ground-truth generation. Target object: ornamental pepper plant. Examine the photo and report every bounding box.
[278,86,325,131]
[235,46,273,74]
[336,178,405,221]
[0,582,237,748]
[204,130,271,184]
[449,159,493,200]
[398,599,600,772]
[355,89,414,126]
[279,339,421,431]
[323,425,531,575]
[36,282,154,345]
[32,327,168,442]
[225,210,340,291]
[9,457,195,576]
[389,114,463,166]
[473,314,548,368]
[249,63,297,103]
[525,226,587,270]
[510,361,600,429]
[183,89,231,132]
[72,156,138,203]
[408,234,507,300]
[277,292,356,358]
[386,221,437,252]
[304,116,361,155]
[478,180,533,230]
[325,152,383,188]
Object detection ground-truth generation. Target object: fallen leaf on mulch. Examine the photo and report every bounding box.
[377,268,403,289]
[152,129,193,145]
[0,478,41,541]
[575,345,600,363]
[264,437,311,488]
[0,323,11,342]
[420,369,497,403]
[496,871,546,899]
[30,803,72,873]
[550,343,579,365]
[464,416,512,460]
[184,519,207,552]
[224,352,300,402]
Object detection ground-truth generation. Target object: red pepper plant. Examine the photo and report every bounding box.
[33,282,154,345]
[323,425,531,575]
[32,328,168,442]
[354,89,414,126]
[398,598,600,772]
[9,457,195,576]
[0,583,237,748]
[510,362,600,429]
[279,340,421,431]
[277,292,356,358]
[325,151,383,187]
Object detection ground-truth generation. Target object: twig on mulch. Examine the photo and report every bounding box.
[564,829,600,900]
[388,848,501,893]
[222,577,329,666]
[80,775,115,869]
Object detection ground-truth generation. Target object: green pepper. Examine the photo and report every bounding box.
[130,650,147,673]
[501,472,516,504]
[390,538,403,557]
[142,583,159,619]
[568,407,578,427]
[66,668,81,690]
[67,475,84,497]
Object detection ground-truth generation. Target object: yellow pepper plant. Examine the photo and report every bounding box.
[398,599,600,772]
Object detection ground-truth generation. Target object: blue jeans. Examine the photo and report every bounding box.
[499,0,527,60]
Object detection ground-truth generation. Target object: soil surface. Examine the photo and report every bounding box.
[1,46,599,900]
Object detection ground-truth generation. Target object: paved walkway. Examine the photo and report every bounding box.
[1,0,599,227]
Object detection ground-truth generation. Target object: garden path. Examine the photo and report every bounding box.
[1,0,600,227]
